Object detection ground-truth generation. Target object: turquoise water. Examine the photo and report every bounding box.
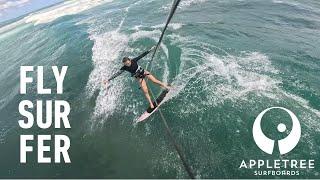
[0,0,319,178]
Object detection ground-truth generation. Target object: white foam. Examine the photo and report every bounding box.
[0,18,26,35]
[0,127,10,144]
[84,4,320,129]
[162,61,169,84]
[165,34,320,129]
[272,0,284,3]
[181,49,280,104]
[116,1,143,32]
[179,0,207,8]
[281,92,320,132]
[24,0,113,25]
[152,23,184,30]
[162,0,207,10]
[86,24,175,124]
[164,66,202,103]
[152,34,282,115]
[129,23,184,42]
[129,29,161,42]
[86,30,128,123]
[272,0,320,13]
[159,43,169,60]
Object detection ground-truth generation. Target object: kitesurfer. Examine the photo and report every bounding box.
[104,46,170,111]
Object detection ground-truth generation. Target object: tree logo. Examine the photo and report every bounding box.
[252,107,301,155]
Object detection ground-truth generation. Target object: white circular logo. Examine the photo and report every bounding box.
[252,107,301,155]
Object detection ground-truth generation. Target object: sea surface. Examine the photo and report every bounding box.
[0,0,319,178]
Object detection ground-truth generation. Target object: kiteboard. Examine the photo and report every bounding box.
[136,89,169,123]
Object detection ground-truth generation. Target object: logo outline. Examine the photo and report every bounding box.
[252,107,301,155]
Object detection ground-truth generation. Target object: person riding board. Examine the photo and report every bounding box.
[104,46,170,112]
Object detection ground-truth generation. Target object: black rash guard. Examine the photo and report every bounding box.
[108,50,151,81]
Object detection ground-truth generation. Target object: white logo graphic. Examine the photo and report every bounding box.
[253,107,301,155]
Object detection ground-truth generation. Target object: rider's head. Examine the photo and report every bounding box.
[122,57,131,67]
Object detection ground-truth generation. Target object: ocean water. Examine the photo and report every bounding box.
[0,0,319,178]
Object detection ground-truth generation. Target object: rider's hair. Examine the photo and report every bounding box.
[122,57,130,62]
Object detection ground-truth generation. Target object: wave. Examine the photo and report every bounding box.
[86,27,171,125]
[168,39,281,113]
[86,31,128,122]
[152,23,184,30]
[83,0,320,136]
[0,0,114,39]
[86,26,320,131]
[0,19,26,35]
[86,23,282,124]
[161,0,207,10]
[272,0,320,14]
[162,34,320,133]
[23,0,113,25]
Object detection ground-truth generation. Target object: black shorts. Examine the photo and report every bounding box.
[133,68,146,79]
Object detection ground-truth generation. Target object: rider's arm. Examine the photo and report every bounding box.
[108,70,124,81]
[132,46,156,62]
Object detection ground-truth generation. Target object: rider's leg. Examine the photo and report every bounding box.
[144,70,170,90]
[138,78,154,108]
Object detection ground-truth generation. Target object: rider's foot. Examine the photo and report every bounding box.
[147,103,157,113]
[162,84,171,91]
